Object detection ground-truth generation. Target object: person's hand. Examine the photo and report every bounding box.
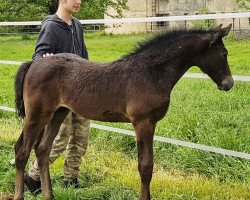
[43,53,54,57]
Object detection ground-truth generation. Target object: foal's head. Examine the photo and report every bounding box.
[195,24,234,91]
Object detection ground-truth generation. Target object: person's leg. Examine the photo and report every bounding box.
[49,112,72,163]
[63,113,90,187]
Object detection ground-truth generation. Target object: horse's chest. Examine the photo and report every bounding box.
[127,96,170,122]
[151,101,170,121]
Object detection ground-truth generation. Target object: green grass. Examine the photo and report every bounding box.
[0,118,250,200]
[0,33,250,199]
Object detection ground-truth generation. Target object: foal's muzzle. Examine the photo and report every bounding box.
[217,76,234,91]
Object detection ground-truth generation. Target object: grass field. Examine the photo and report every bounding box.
[0,33,250,199]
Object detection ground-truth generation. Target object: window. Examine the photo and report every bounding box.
[156,13,169,28]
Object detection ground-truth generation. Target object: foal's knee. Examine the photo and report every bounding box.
[14,139,26,169]
[36,143,51,162]
[15,155,26,170]
[138,159,153,183]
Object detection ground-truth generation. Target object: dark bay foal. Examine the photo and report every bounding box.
[14,24,233,200]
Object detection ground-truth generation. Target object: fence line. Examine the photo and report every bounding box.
[0,60,22,65]
[0,106,15,112]
[0,12,250,26]
[182,73,250,82]
[1,60,250,82]
[1,105,249,160]
[91,124,250,160]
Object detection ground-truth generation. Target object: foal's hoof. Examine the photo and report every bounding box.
[13,195,23,200]
[13,197,23,200]
[24,173,42,195]
[0,192,15,200]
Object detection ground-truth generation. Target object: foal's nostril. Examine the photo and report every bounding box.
[218,77,234,91]
[223,83,230,91]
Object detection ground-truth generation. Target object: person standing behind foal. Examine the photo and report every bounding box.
[24,0,90,194]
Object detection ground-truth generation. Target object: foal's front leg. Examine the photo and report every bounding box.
[133,119,155,200]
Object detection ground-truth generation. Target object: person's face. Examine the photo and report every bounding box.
[61,0,81,13]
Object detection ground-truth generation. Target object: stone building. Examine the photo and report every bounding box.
[105,0,249,33]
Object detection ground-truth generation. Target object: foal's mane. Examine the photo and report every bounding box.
[123,28,212,58]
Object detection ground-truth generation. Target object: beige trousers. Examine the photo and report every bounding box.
[29,112,90,181]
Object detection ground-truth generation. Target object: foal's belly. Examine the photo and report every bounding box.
[92,111,130,122]
[99,110,131,122]
[72,107,130,123]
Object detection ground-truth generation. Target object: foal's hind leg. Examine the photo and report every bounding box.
[133,119,155,200]
[34,108,69,200]
[14,117,50,200]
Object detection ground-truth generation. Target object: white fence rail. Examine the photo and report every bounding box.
[1,105,250,160]
[0,12,250,26]
[1,60,250,82]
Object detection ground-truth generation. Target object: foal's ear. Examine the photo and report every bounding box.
[203,24,232,46]
[219,24,232,37]
[213,24,232,41]
[213,24,223,31]
[212,24,232,36]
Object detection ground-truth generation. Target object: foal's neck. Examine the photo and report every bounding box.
[152,38,206,91]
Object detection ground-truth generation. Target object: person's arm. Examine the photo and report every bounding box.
[32,25,57,60]
[82,37,89,60]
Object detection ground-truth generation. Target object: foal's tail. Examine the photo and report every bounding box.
[15,61,33,118]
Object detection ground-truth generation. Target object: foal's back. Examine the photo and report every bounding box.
[24,54,131,121]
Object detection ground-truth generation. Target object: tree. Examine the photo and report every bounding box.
[0,0,128,21]
[79,0,128,19]
[235,0,250,10]
[0,0,48,21]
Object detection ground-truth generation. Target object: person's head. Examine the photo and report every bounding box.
[57,0,81,14]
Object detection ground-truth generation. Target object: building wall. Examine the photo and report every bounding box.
[163,0,206,15]
[206,0,237,12]
[105,0,148,34]
[157,0,237,14]
[105,0,248,34]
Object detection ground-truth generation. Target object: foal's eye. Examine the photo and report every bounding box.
[223,53,228,60]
